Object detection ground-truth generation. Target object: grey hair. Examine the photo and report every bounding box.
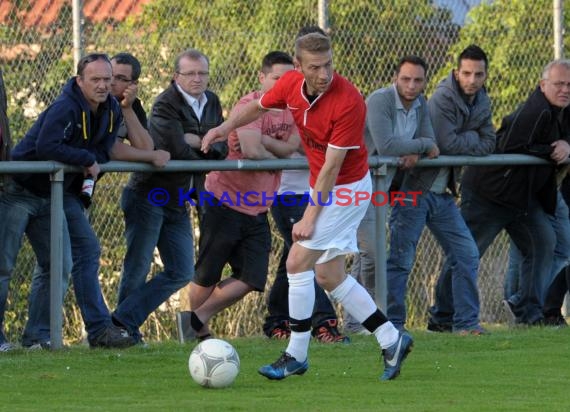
[174,49,209,73]
[542,59,570,80]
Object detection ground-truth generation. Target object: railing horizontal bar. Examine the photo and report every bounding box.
[0,154,556,175]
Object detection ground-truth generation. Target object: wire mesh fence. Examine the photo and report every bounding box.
[0,0,562,344]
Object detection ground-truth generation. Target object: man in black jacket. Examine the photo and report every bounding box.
[460,59,570,325]
[112,49,226,343]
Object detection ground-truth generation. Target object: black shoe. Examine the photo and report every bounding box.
[312,319,350,344]
[426,319,452,333]
[89,325,135,349]
[544,314,568,328]
[266,320,291,340]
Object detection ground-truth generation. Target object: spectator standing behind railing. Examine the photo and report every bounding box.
[0,68,13,352]
[177,51,300,342]
[541,175,570,326]
[345,55,440,334]
[345,56,439,334]
[111,49,227,345]
[0,53,135,350]
[463,59,570,326]
[20,52,171,350]
[20,52,170,348]
[425,45,496,335]
[0,69,10,190]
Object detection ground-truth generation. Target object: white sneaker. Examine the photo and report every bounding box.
[25,341,52,351]
[502,300,516,326]
[0,342,15,352]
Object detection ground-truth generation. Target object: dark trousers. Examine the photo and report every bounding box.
[263,194,337,335]
[543,178,570,316]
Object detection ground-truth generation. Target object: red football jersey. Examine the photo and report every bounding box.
[260,70,368,187]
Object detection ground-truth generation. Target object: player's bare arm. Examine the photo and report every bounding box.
[201,99,268,152]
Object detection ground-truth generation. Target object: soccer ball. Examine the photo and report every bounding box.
[188,339,240,388]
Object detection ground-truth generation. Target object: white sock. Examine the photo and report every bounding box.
[375,322,399,349]
[286,331,311,362]
[285,270,315,362]
[329,275,377,322]
[330,275,399,349]
[287,270,315,320]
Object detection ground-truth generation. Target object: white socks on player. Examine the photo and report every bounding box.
[376,321,399,349]
[329,275,376,322]
[286,270,315,362]
[329,275,398,349]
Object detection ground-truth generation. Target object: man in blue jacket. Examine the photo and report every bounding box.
[17,52,171,350]
[0,53,135,349]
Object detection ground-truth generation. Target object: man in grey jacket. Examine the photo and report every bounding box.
[346,56,438,333]
[426,45,496,334]
[363,52,491,334]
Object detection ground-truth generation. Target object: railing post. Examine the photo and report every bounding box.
[72,0,83,68]
[373,164,388,312]
[49,167,65,350]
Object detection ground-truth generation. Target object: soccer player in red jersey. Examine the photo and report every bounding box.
[202,33,412,381]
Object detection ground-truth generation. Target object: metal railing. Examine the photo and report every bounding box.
[0,154,558,349]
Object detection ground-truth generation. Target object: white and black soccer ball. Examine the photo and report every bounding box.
[188,339,240,388]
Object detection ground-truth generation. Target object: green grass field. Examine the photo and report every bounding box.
[2,326,569,411]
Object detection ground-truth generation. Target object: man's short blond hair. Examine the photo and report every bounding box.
[294,33,331,61]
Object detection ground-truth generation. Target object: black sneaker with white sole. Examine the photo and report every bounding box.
[89,325,135,349]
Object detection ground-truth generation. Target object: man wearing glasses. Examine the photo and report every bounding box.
[449,59,570,326]
[109,52,170,167]
[0,53,135,350]
[110,49,226,345]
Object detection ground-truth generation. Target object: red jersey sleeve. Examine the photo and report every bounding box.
[328,91,366,150]
[259,71,298,110]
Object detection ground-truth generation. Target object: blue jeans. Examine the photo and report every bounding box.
[387,191,480,331]
[505,191,570,308]
[263,194,337,334]
[0,181,71,345]
[113,187,194,340]
[433,188,555,325]
[64,193,113,338]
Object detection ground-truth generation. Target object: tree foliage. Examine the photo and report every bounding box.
[430,0,558,126]
[94,0,457,112]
